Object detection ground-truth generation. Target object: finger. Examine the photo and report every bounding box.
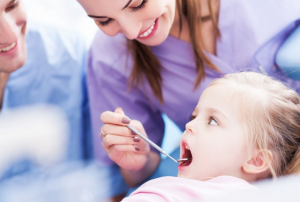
[102,135,141,150]
[128,120,149,138]
[109,144,141,153]
[114,107,125,115]
[101,111,131,125]
[101,124,134,138]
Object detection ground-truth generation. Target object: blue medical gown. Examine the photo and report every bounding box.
[0,22,129,200]
[1,21,92,173]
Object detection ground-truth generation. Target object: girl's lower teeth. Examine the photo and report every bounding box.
[180,159,192,167]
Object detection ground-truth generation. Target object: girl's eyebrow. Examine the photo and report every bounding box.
[88,0,133,19]
[207,108,228,120]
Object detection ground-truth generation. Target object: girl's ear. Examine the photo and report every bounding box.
[242,150,273,175]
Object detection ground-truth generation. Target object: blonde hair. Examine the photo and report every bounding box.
[210,72,300,178]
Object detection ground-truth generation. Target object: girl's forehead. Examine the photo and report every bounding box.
[197,84,244,117]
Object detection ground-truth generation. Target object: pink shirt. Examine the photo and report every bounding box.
[122,176,256,202]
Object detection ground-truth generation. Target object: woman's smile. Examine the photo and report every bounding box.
[138,18,158,39]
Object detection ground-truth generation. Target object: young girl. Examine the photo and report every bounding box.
[120,71,300,201]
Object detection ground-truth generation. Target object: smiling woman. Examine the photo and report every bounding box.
[79,0,177,45]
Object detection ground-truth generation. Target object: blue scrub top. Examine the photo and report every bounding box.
[2,21,92,163]
[0,22,130,199]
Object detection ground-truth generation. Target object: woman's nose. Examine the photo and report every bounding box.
[0,16,18,44]
[118,18,141,40]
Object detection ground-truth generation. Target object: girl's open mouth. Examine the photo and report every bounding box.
[180,142,193,167]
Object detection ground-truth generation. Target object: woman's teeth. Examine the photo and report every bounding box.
[0,42,16,52]
[139,22,155,38]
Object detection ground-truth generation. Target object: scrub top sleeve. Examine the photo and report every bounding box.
[80,47,93,159]
[87,48,165,166]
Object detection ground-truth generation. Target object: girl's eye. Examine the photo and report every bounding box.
[5,0,19,12]
[131,0,148,12]
[190,115,196,121]
[208,117,218,126]
[97,18,113,27]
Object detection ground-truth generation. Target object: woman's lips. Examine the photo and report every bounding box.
[137,18,159,39]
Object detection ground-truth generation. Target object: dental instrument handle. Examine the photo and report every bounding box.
[126,125,178,163]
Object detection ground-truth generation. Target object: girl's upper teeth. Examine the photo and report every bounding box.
[0,42,16,52]
[139,23,155,38]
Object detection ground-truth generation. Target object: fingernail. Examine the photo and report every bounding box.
[122,117,131,124]
[134,145,140,151]
[133,136,140,142]
[131,131,136,136]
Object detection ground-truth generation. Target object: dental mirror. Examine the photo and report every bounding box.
[177,158,192,162]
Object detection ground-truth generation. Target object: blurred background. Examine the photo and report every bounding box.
[24,0,98,46]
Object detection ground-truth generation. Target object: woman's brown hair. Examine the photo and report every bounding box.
[128,0,220,103]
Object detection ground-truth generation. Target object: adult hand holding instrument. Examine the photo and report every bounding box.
[126,125,191,163]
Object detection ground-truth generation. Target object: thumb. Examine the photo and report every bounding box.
[115,107,125,115]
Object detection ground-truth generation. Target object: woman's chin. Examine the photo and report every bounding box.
[137,32,169,47]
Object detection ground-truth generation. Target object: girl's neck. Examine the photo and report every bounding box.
[0,72,9,111]
[169,0,220,55]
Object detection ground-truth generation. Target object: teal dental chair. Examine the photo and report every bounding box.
[276,25,300,80]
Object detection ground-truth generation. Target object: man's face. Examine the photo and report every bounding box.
[0,0,27,73]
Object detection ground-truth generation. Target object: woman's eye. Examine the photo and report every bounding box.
[5,0,19,12]
[97,18,113,27]
[131,0,148,12]
[208,117,218,126]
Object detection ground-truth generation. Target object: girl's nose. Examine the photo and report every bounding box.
[185,121,194,134]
